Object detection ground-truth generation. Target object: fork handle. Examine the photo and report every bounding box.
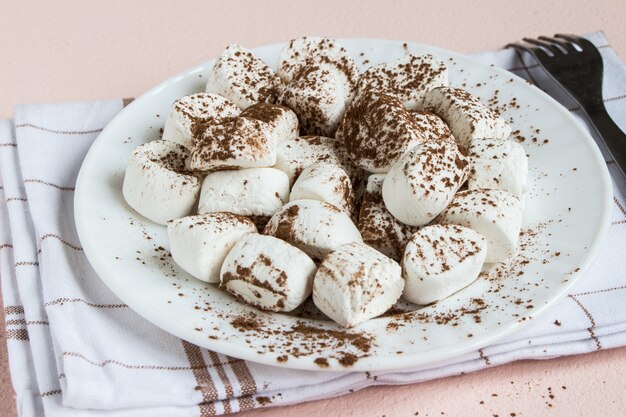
[583,104,626,179]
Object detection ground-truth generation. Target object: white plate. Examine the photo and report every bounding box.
[75,39,613,372]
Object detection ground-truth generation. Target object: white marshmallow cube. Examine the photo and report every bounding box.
[167,213,257,283]
[263,199,362,261]
[241,102,299,144]
[437,188,523,263]
[198,168,290,228]
[220,233,317,312]
[402,224,487,305]
[122,140,201,225]
[277,37,358,136]
[206,44,281,109]
[382,140,469,226]
[423,87,511,149]
[357,54,448,109]
[289,162,356,216]
[342,89,424,173]
[275,135,357,185]
[312,242,404,328]
[468,139,528,199]
[190,117,276,171]
[162,93,240,150]
[279,63,355,136]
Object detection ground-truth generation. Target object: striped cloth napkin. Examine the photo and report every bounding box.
[2,30,626,417]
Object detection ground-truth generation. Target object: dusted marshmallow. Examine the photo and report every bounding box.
[279,63,355,136]
[190,117,276,171]
[277,36,359,85]
[122,140,200,225]
[289,162,356,216]
[357,174,418,261]
[220,233,317,312]
[275,135,358,185]
[198,168,289,228]
[206,44,281,108]
[402,225,487,305]
[342,89,423,173]
[408,110,456,143]
[382,140,469,226]
[423,87,511,149]
[277,37,358,136]
[168,213,257,283]
[468,139,528,199]
[357,54,448,109]
[312,242,404,328]
[263,199,362,261]
[162,93,240,150]
[241,103,299,144]
[437,189,522,263]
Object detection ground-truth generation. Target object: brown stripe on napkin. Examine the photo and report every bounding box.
[3,306,23,316]
[568,295,602,350]
[44,298,127,309]
[14,123,103,135]
[24,179,75,191]
[208,351,234,413]
[6,329,29,341]
[229,358,258,411]
[40,234,83,251]
[571,285,626,297]
[182,341,217,416]
[39,389,62,397]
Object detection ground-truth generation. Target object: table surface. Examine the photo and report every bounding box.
[2,1,626,416]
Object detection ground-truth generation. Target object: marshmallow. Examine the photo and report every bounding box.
[277,37,359,137]
[206,44,281,109]
[342,89,423,173]
[275,135,358,185]
[467,139,528,199]
[423,87,511,149]
[198,168,290,229]
[277,36,359,85]
[167,213,257,283]
[437,188,522,263]
[408,110,456,143]
[357,174,418,261]
[382,140,469,226]
[190,117,276,171]
[162,93,240,150]
[357,54,448,109]
[289,162,356,217]
[220,233,317,312]
[312,242,404,328]
[279,63,354,136]
[263,199,362,261]
[402,224,487,305]
[122,140,201,225]
[240,102,299,144]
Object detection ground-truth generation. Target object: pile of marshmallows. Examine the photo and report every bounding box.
[122,36,528,328]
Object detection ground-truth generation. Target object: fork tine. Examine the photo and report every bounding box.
[507,42,551,62]
[506,42,534,53]
[538,36,578,53]
[523,37,563,55]
[555,34,599,53]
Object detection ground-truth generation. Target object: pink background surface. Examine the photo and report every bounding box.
[2,0,626,415]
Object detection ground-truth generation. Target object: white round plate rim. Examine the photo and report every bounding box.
[75,38,613,372]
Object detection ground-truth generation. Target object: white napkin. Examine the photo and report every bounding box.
[2,31,626,417]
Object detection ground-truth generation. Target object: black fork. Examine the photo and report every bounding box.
[508,34,626,181]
